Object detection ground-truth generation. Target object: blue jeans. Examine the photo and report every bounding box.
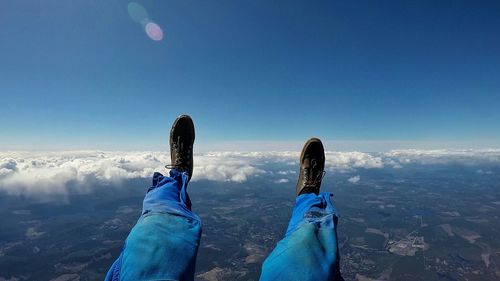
[105,169,342,281]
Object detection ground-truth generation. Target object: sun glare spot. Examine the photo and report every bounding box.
[128,2,163,42]
[145,22,164,41]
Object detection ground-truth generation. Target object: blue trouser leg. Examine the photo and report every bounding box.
[259,192,343,281]
[105,169,202,281]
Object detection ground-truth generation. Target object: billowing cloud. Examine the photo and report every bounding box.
[0,151,165,197]
[191,152,264,182]
[325,151,383,171]
[384,149,500,166]
[348,175,361,184]
[0,149,498,197]
[0,151,264,197]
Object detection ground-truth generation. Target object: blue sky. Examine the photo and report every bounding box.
[0,0,499,151]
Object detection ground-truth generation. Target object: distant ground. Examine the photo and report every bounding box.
[1,153,500,281]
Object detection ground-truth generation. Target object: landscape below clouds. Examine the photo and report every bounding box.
[1,149,500,280]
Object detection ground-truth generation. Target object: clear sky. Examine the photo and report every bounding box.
[1,0,499,151]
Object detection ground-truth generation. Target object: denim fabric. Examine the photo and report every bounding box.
[106,173,342,281]
[105,169,201,281]
[259,193,343,281]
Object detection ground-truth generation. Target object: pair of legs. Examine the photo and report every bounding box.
[105,115,343,281]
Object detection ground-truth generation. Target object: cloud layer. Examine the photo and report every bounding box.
[1,149,499,197]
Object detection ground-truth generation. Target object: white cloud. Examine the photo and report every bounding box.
[0,151,266,197]
[277,170,296,175]
[325,151,383,171]
[275,178,289,184]
[348,175,361,184]
[0,151,164,197]
[0,149,498,197]
[384,149,500,166]
[193,152,264,182]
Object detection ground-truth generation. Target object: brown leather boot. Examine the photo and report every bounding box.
[296,138,325,196]
[166,114,195,180]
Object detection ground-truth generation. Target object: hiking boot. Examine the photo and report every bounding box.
[166,114,195,180]
[296,138,325,196]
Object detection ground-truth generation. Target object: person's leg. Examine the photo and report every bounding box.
[105,170,201,281]
[260,138,343,281]
[260,192,342,281]
[105,115,200,281]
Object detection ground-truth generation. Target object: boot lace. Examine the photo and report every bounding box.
[303,159,325,188]
[165,136,192,171]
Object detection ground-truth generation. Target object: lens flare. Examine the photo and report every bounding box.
[145,22,164,41]
[127,2,148,24]
[128,2,164,42]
